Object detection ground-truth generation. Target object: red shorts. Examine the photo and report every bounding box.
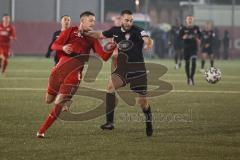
[47,56,85,97]
[0,46,10,58]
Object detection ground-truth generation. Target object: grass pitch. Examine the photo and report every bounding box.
[0,57,240,160]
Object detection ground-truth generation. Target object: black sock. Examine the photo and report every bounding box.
[185,60,190,79]
[210,59,214,67]
[201,60,205,69]
[174,52,178,64]
[191,58,196,79]
[106,92,116,123]
[142,106,152,122]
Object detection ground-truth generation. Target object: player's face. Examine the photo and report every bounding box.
[61,16,71,29]
[205,22,212,31]
[186,16,194,26]
[113,16,121,27]
[2,16,10,25]
[81,15,96,32]
[121,14,134,31]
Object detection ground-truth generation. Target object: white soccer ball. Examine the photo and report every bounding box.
[204,67,221,84]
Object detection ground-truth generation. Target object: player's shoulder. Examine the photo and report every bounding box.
[54,30,61,35]
[181,25,187,30]
[108,26,121,31]
[193,25,200,29]
[132,25,144,32]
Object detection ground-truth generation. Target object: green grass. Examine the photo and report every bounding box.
[0,57,240,160]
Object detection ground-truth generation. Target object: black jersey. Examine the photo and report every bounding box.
[45,30,61,58]
[102,25,149,63]
[179,25,201,49]
[170,25,183,48]
[201,30,215,48]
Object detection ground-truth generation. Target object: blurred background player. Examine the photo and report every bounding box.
[37,11,115,138]
[87,10,154,137]
[200,21,215,72]
[45,15,71,65]
[222,30,230,60]
[169,19,183,69]
[179,16,201,85]
[0,14,16,75]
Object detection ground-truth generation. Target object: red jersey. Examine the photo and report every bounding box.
[0,23,16,46]
[51,26,113,62]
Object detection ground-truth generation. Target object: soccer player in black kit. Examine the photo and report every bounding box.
[200,22,215,72]
[45,15,71,65]
[179,16,201,85]
[169,19,183,69]
[86,10,153,136]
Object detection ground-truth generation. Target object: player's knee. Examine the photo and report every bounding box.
[54,94,72,112]
[106,82,115,93]
[45,94,55,104]
[138,97,148,108]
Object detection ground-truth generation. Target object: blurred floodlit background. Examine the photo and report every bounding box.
[0,0,239,59]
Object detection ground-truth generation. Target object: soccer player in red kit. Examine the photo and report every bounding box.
[0,14,16,74]
[37,11,116,138]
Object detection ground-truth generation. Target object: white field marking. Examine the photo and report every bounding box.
[5,69,240,78]
[0,77,240,84]
[0,87,239,94]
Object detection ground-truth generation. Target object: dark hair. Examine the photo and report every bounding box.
[80,11,95,19]
[121,10,132,16]
[61,15,70,20]
[2,13,9,17]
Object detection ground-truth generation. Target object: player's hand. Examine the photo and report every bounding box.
[103,41,117,53]
[144,43,153,51]
[63,44,73,54]
[183,34,188,39]
[205,44,210,48]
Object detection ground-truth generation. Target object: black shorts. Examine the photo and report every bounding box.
[174,41,183,50]
[201,47,213,55]
[183,47,197,60]
[112,67,147,95]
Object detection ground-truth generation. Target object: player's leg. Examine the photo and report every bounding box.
[45,93,56,104]
[130,72,153,136]
[37,82,79,138]
[37,68,79,138]
[190,56,197,85]
[137,95,153,137]
[101,73,124,130]
[37,93,73,138]
[210,53,214,67]
[179,48,183,68]
[174,48,179,69]
[184,49,191,84]
[1,47,10,74]
[201,52,207,72]
[0,48,3,70]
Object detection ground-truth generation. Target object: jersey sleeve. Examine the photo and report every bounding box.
[102,27,115,38]
[92,38,113,61]
[51,28,71,51]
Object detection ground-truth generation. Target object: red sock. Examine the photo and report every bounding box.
[38,104,63,134]
[2,59,8,73]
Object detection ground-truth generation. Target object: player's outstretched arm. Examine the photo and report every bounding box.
[85,31,105,39]
[143,37,153,50]
[92,39,116,61]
